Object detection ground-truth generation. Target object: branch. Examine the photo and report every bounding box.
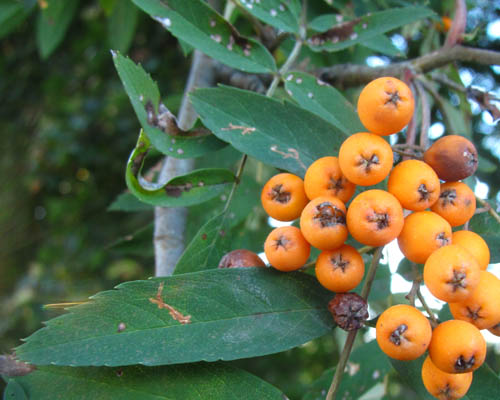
[326,247,384,400]
[154,51,216,277]
[319,46,500,87]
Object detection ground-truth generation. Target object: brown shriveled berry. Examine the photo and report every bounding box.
[423,135,478,182]
[328,293,368,331]
[218,249,266,269]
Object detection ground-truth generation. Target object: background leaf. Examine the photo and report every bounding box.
[0,1,34,40]
[303,340,392,400]
[284,71,364,135]
[16,268,335,367]
[108,0,140,54]
[361,34,404,57]
[468,203,500,263]
[191,86,348,177]
[108,192,153,212]
[174,212,231,275]
[113,53,227,158]
[3,379,27,400]
[132,0,276,73]
[4,363,285,400]
[36,0,80,59]
[239,0,301,33]
[307,6,436,52]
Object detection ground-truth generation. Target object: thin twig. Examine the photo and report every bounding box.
[405,263,421,307]
[476,196,500,224]
[416,290,439,328]
[326,247,383,400]
[417,76,455,135]
[392,149,423,160]
[415,80,430,149]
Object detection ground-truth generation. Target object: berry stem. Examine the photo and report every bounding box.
[406,262,439,327]
[326,247,383,400]
[415,80,430,149]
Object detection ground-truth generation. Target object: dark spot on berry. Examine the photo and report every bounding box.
[417,183,431,201]
[466,306,482,321]
[314,202,346,228]
[436,232,450,246]
[327,176,345,193]
[357,154,379,173]
[389,324,408,346]
[330,253,350,273]
[446,269,467,292]
[367,212,390,230]
[275,235,290,250]
[385,90,401,106]
[455,355,475,372]
[439,189,457,206]
[270,184,291,204]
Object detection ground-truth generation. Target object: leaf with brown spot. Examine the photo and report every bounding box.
[126,131,235,207]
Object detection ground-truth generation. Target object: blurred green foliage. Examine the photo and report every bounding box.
[1,0,500,398]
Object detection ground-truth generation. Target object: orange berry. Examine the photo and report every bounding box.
[423,135,478,182]
[346,189,404,247]
[449,271,500,330]
[387,159,440,211]
[429,320,486,374]
[300,196,348,250]
[423,244,480,303]
[264,226,310,272]
[304,156,356,203]
[261,173,308,221]
[375,304,432,361]
[315,245,365,292]
[452,230,490,270]
[338,132,394,186]
[397,211,451,264]
[421,355,473,400]
[357,77,415,135]
[431,182,476,227]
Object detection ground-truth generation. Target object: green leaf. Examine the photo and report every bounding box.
[284,71,364,135]
[390,356,500,400]
[36,0,80,59]
[191,86,348,177]
[0,1,34,40]
[238,0,301,33]
[132,0,276,73]
[360,34,404,57]
[468,202,500,263]
[108,192,153,212]
[108,0,139,54]
[16,268,335,366]
[5,363,285,400]
[107,224,154,257]
[303,340,392,400]
[112,53,227,158]
[125,131,235,207]
[307,6,436,52]
[174,212,231,275]
[3,379,27,400]
[477,155,497,174]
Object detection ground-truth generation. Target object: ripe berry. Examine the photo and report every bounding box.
[423,135,478,182]
[338,132,394,186]
[346,189,404,246]
[264,226,310,272]
[357,77,415,136]
[261,173,308,221]
[431,181,476,227]
[452,230,490,271]
[376,304,432,361]
[428,319,486,374]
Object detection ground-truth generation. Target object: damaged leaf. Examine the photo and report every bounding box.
[113,53,227,158]
[15,268,334,366]
[132,0,276,73]
[191,86,348,177]
[307,6,436,52]
[125,130,235,207]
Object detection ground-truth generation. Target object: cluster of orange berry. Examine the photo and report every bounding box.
[260,77,499,399]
